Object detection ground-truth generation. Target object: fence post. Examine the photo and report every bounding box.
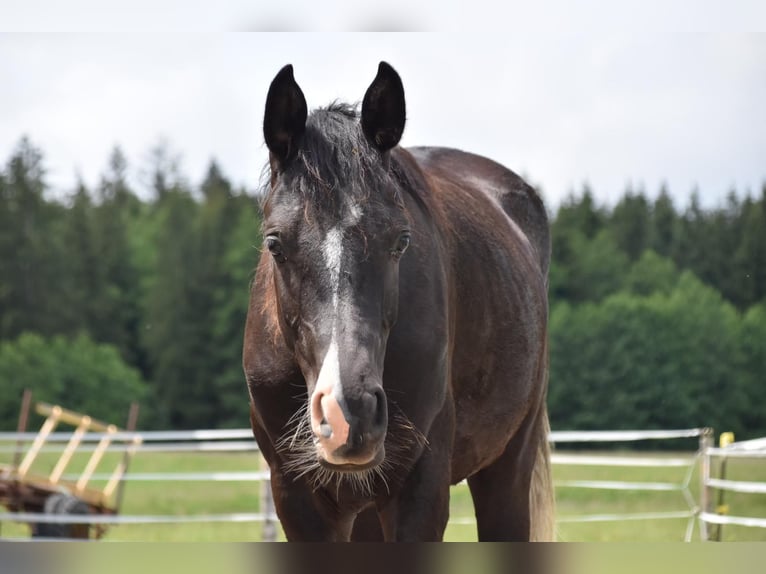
[260,457,277,542]
[699,427,714,541]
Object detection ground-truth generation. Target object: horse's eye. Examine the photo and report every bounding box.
[266,235,287,263]
[391,232,411,258]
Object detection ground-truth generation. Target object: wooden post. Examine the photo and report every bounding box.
[699,428,714,541]
[712,432,734,542]
[12,389,33,470]
[103,435,142,500]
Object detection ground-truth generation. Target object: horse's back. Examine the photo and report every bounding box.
[407,146,550,278]
[405,146,549,482]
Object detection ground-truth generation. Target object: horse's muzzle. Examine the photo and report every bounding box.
[310,386,387,466]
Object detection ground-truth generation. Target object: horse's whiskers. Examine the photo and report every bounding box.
[389,408,428,448]
[274,399,431,499]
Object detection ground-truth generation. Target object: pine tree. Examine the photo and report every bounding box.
[734,186,766,307]
[56,180,98,335]
[650,183,677,259]
[609,187,650,261]
[143,181,208,428]
[89,147,144,366]
[0,138,61,337]
[210,192,263,427]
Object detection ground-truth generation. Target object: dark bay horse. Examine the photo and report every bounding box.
[243,62,554,541]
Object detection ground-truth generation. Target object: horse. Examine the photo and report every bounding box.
[243,61,554,541]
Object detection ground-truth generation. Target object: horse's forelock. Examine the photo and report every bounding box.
[270,103,400,208]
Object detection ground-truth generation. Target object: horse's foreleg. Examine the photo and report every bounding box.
[269,470,355,541]
[379,452,451,541]
[466,401,543,541]
[378,405,454,541]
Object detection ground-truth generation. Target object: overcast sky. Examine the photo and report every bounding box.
[1,31,765,210]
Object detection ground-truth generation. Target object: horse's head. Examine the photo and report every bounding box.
[261,63,410,474]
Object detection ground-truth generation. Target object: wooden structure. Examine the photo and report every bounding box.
[0,395,140,539]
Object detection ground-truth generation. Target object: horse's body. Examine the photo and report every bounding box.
[243,63,553,541]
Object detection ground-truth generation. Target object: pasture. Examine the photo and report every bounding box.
[2,447,765,541]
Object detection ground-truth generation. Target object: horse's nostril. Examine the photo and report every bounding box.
[373,387,387,428]
[318,414,332,438]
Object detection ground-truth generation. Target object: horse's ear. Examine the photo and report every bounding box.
[263,64,308,172]
[361,61,406,153]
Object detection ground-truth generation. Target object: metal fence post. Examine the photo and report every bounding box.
[699,427,714,541]
[260,458,277,542]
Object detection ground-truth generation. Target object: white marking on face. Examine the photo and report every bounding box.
[314,205,364,424]
[323,227,343,309]
[319,226,344,399]
[346,201,363,226]
[315,338,341,402]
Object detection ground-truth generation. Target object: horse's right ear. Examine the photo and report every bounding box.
[263,64,307,172]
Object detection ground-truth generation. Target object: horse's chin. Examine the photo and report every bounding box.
[316,445,385,473]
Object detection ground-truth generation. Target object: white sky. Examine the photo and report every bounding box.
[1,29,765,210]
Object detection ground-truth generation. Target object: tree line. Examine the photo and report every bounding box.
[0,137,764,439]
[548,184,766,440]
[0,138,260,430]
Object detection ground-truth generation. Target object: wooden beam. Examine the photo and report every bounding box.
[76,424,118,493]
[36,403,112,433]
[49,417,91,484]
[17,407,61,479]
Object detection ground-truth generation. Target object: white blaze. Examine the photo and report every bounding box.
[323,227,343,309]
[315,339,341,402]
[316,226,343,398]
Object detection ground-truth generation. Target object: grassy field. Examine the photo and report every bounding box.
[2,446,765,541]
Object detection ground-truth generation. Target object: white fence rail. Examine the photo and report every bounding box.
[2,427,765,541]
[544,427,707,542]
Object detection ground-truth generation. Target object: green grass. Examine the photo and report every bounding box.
[2,446,765,541]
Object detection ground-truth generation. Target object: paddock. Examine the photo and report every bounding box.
[2,425,764,541]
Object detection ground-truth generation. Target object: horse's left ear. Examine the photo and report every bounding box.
[361,61,406,153]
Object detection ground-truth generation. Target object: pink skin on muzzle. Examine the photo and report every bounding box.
[310,388,350,455]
